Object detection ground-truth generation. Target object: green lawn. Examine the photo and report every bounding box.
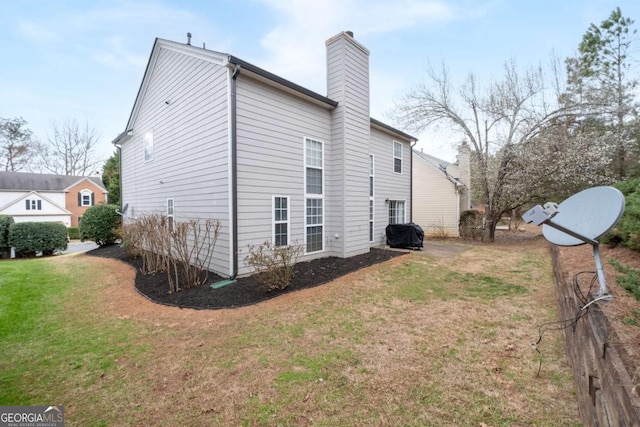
[0,244,581,426]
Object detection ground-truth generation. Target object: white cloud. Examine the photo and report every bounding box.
[255,0,455,93]
[17,19,59,42]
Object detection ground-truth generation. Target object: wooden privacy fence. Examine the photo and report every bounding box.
[551,245,640,427]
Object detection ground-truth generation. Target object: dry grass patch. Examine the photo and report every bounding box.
[0,241,580,426]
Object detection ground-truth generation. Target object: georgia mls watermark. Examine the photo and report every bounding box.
[0,406,64,427]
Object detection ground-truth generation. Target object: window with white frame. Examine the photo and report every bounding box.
[167,198,174,231]
[393,141,402,174]
[388,200,405,225]
[79,189,93,207]
[306,198,323,253]
[369,154,374,242]
[305,137,324,253]
[144,131,154,162]
[25,199,42,210]
[273,196,289,247]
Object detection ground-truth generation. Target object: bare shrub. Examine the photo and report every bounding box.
[245,241,303,291]
[167,219,220,293]
[118,223,142,259]
[136,214,170,274]
[426,224,450,240]
[459,210,484,240]
[120,215,220,293]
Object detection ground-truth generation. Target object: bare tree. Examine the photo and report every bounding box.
[393,60,593,242]
[0,117,40,172]
[40,118,102,176]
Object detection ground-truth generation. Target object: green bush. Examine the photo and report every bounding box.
[79,204,121,246]
[67,227,80,240]
[8,222,68,258]
[0,215,13,246]
[0,215,14,259]
[601,179,640,250]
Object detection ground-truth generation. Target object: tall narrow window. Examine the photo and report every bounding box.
[393,141,402,174]
[305,137,324,253]
[273,196,289,247]
[144,131,154,162]
[369,154,374,242]
[167,198,174,231]
[306,198,323,253]
[389,200,405,225]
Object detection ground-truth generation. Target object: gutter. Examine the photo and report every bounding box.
[230,64,241,280]
[409,140,417,223]
[210,63,241,289]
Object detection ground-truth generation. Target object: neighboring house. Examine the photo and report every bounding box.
[113,31,416,277]
[412,145,471,237]
[0,172,108,227]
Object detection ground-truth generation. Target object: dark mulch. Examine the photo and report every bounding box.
[86,245,407,310]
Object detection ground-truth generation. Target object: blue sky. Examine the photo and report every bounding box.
[1,0,639,165]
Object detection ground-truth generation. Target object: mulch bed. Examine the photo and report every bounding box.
[86,245,407,310]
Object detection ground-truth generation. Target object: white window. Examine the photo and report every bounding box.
[393,141,402,174]
[305,138,323,194]
[273,196,289,247]
[167,198,174,231]
[389,200,405,225]
[305,137,324,253]
[25,199,42,210]
[306,198,323,253]
[369,154,374,242]
[144,130,154,162]
[80,189,93,207]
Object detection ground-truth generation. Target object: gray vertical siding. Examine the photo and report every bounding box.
[120,43,231,275]
[369,128,412,245]
[235,75,332,276]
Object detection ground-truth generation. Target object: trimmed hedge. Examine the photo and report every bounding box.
[601,179,640,251]
[79,204,121,246]
[8,222,68,258]
[0,215,14,259]
[67,227,79,240]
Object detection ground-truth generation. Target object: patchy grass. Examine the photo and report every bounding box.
[0,242,581,426]
[610,258,640,301]
[0,258,148,424]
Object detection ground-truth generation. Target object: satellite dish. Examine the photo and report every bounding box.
[115,203,129,216]
[522,186,625,299]
[542,186,624,246]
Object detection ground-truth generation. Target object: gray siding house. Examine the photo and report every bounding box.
[113,31,416,277]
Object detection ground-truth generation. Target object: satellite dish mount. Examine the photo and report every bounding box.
[522,186,625,301]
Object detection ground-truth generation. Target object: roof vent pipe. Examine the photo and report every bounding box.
[345,31,354,38]
[187,32,192,45]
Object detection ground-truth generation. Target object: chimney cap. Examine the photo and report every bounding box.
[186,32,192,45]
[345,31,354,38]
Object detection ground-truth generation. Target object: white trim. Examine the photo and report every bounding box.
[80,188,93,206]
[272,195,290,247]
[388,199,406,225]
[166,198,174,231]
[0,191,71,214]
[227,67,234,276]
[393,140,403,175]
[143,130,154,163]
[303,136,325,254]
[369,154,374,243]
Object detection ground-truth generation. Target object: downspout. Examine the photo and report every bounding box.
[212,63,241,289]
[230,63,241,280]
[409,140,417,223]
